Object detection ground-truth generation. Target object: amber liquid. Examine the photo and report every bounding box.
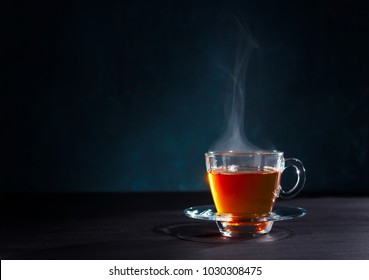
[208,168,281,218]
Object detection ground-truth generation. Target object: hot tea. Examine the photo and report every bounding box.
[207,167,281,217]
[204,151,305,236]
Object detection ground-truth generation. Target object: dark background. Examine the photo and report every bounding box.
[3,0,369,194]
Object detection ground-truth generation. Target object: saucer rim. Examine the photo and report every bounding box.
[184,205,306,222]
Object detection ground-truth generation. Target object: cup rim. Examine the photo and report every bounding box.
[205,150,283,156]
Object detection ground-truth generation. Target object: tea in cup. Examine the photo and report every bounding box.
[205,151,306,237]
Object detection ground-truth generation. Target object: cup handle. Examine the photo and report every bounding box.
[279,158,306,199]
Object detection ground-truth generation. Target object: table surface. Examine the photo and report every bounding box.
[1,193,368,260]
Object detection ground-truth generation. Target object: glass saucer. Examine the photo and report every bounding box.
[184,205,306,237]
[184,205,306,222]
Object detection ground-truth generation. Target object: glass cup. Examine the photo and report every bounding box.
[205,151,306,237]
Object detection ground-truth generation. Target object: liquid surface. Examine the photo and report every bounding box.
[208,168,281,217]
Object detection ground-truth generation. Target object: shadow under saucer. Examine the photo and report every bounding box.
[154,222,294,244]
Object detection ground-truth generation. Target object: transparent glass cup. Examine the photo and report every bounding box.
[205,151,306,237]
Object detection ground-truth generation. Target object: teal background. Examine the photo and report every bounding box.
[3,0,369,194]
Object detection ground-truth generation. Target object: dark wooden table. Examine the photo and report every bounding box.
[1,193,368,259]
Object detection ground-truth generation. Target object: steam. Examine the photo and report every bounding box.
[209,17,260,152]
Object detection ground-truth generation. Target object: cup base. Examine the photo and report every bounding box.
[216,220,274,237]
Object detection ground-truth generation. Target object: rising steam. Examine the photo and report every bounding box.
[209,17,260,152]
